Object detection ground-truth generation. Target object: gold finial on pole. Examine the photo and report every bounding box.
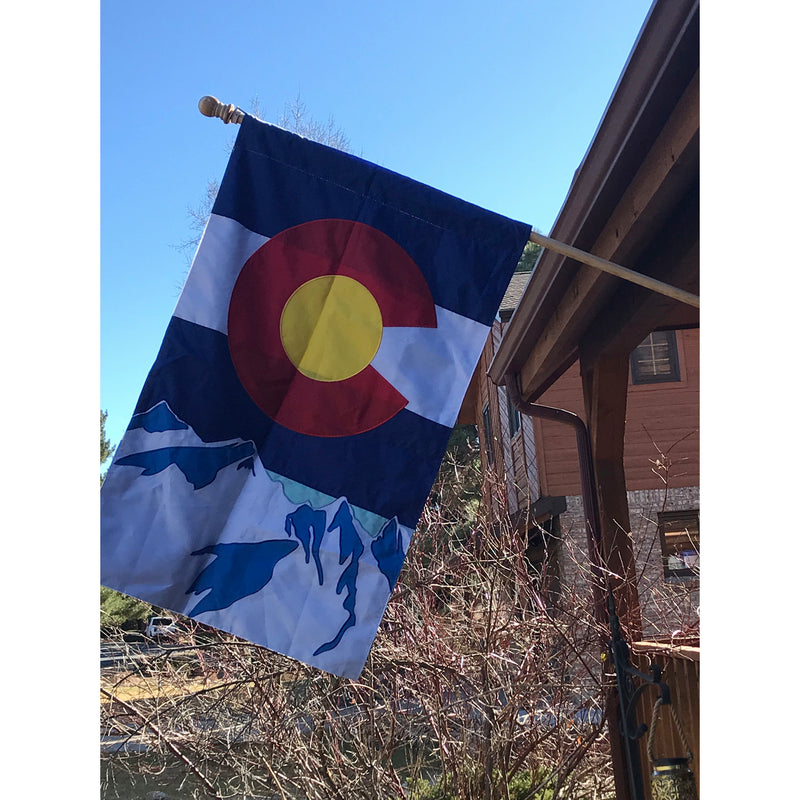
[198,96,244,125]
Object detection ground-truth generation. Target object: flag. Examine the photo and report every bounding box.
[101,115,530,678]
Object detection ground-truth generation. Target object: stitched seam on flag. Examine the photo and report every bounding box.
[235,144,482,238]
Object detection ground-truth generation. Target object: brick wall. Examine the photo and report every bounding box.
[553,487,700,641]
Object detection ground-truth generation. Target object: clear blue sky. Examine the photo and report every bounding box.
[100,0,655,450]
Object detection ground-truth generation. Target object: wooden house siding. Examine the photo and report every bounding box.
[521,413,539,508]
[534,329,699,498]
[511,431,528,505]
[472,319,545,518]
[475,323,509,518]
[498,383,517,515]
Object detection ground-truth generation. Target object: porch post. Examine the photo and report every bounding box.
[581,352,644,800]
[580,353,641,636]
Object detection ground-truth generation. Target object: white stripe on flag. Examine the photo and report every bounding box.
[372,306,489,428]
[174,214,268,334]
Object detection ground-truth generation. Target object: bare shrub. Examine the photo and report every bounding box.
[102,454,620,800]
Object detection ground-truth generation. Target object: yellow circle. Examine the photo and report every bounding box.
[280,275,383,382]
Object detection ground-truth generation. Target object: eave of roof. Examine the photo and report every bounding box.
[488,0,699,396]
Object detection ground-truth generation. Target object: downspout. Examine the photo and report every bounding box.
[505,370,648,800]
[504,372,607,627]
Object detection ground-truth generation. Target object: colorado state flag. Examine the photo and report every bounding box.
[101,115,530,678]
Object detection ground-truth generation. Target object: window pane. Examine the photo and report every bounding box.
[658,510,699,577]
[631,330,680,384]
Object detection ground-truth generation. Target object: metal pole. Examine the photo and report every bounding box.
[506,375,606,625]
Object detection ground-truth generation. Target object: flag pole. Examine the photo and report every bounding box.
[196,95,699,310]
[528,231,700,309]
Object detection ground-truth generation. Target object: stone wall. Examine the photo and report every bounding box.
[553,487,700,641]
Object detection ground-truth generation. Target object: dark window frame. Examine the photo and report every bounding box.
[507,392,521,438]
[630,330,681,385]
[482,403,494,466]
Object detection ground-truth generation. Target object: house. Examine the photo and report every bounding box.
[458,1,699,797]
[467,274,699,639]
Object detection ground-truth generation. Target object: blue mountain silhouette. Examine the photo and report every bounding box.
[285,504,327,585]
[371,518,405,588]
[313,502,364,656]
[116,442,256,489]
[187,539,300,615]
[128,402,189,433]
[186,499,375,657]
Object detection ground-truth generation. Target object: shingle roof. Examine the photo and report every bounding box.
[499,271,532,320]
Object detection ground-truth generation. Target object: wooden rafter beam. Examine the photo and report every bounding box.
[579,183,700,363]
[518,70,699,401]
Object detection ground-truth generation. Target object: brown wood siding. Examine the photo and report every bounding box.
[488,325,506,485]
[474,323,508,516]
[511,432,528,506]
[474,321,544,518]
[476,344,493,463]
[531,416,550,496]
[498,384,517,515]
[535,329,699,497]
[521,414,539,505]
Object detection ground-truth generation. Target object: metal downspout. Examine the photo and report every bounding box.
[505,371,647,800]
[505,372,606,626]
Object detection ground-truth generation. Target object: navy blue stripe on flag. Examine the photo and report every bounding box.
[133,317,451,528]
[212,116,531,327]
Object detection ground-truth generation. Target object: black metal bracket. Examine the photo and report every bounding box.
[607,591,671,743]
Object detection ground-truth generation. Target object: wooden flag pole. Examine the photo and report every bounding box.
[197,96,699,310]
[528,230,699,309]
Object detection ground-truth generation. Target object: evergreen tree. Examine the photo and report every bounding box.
[515,237,542,272]
[100,409,115,483]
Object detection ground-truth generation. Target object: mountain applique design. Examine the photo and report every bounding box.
[187,499,405,657]
[115,442,256,489]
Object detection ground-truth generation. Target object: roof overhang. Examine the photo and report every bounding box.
[488,0,699,401]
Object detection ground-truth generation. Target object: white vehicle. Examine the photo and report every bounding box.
[146,615,178,639]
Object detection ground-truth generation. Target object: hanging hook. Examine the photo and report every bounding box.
[621,663,672,742]
[608,590,672,742]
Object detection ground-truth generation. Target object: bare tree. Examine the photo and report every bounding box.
[275,95,351,153]
[177,96,351,263]
[102,462,620,800]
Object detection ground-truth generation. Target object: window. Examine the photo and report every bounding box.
[658,510,699,579]
[482,404,494,466]
[507,393,521,438]
[630,330,681,384]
